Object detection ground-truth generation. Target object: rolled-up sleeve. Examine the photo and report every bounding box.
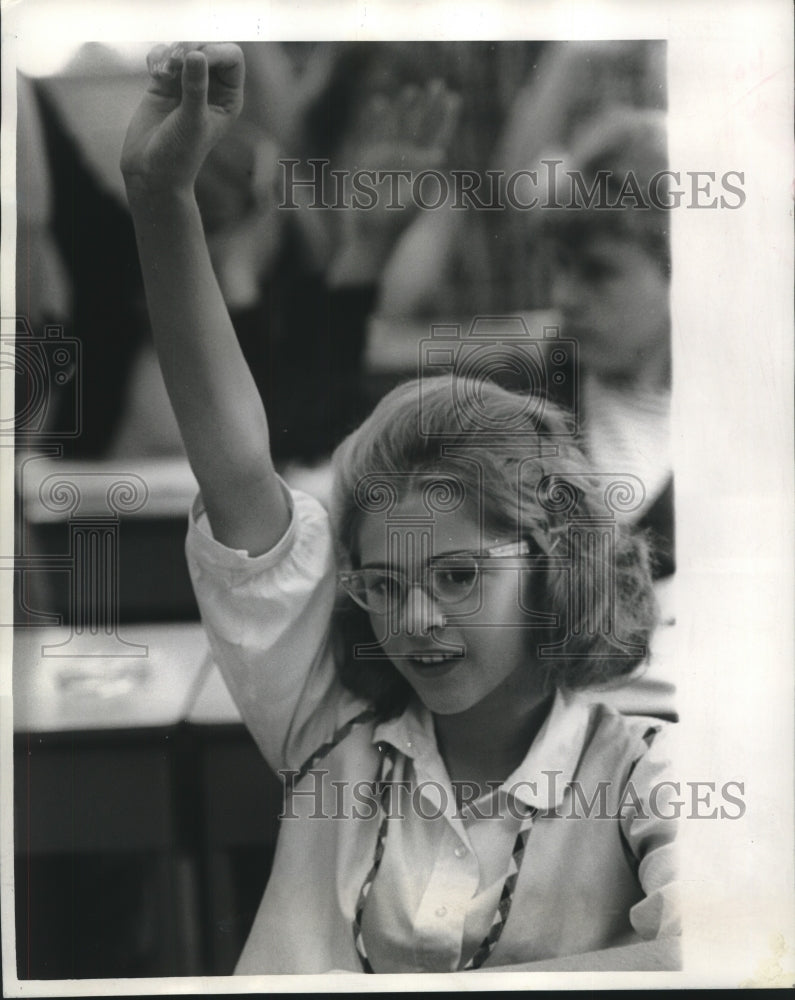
[185,484,359,771]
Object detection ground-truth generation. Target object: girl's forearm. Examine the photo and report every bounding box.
[127,185,289,554]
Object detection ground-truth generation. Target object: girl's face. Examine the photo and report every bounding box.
[551,234,670,385]
[355,488,547,717]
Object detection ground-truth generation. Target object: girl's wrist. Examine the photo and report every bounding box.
[124,178,198,217]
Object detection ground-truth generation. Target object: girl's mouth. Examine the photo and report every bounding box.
[405,652,461,676]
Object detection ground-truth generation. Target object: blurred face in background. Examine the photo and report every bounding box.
[550,232,671,387]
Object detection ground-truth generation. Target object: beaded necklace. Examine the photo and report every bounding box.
[287,709,538,973]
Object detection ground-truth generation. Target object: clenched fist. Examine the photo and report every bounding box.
[121,42,246,196]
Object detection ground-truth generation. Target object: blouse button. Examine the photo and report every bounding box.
[435,906,447,918]
[454,845,467,858]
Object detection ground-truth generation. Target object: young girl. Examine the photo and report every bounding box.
[122,43,679,975]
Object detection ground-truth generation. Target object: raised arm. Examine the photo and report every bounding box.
[121,43,289,555]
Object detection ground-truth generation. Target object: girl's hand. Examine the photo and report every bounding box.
[121,42,245,197]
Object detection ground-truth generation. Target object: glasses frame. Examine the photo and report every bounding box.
[338,540,532,616]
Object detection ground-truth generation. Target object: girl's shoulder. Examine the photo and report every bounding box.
[579,699,676,778]
[588,699,674,736]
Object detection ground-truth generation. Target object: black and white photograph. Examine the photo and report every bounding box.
[1,0,792,993]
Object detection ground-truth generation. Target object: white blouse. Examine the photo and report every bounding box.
[185,485,680,975]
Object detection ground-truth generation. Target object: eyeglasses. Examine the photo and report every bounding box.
[338,540,531,616]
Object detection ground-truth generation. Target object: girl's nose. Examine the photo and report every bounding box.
[401,582,445,637]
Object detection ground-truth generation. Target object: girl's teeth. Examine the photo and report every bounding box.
[417,655,451,664]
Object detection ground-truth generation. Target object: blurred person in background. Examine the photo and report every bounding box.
[528,106,676,722]
[378,40,666,318]
[539,107,674,584]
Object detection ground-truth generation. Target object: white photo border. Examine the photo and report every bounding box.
[1,0,793,994]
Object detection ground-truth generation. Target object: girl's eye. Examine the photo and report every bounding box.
[370,574,393,596]
[433,564,478,595]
